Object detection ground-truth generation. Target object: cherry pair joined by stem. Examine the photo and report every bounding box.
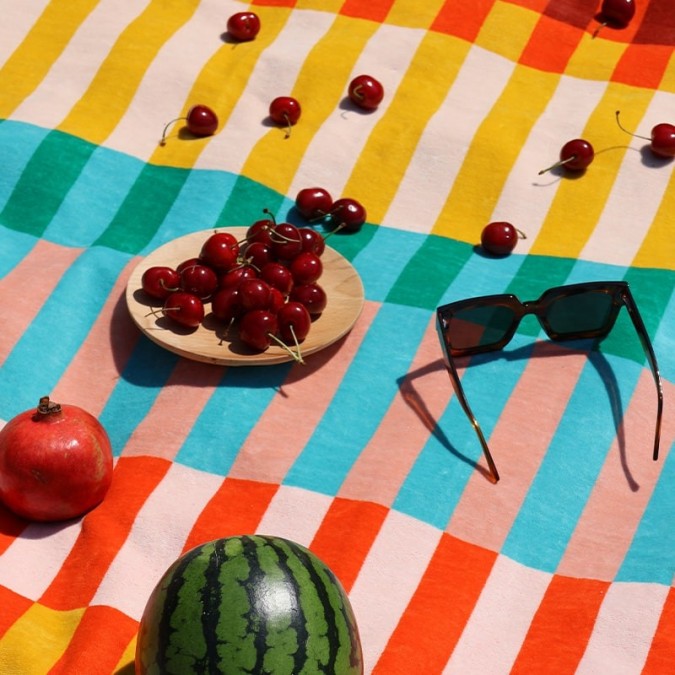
[616,110,675,158]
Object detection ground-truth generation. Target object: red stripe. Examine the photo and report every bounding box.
[46,605,138,675]
[611,43,672,89]
[373,533,496,674]
[430,0,495,42]
[340,0,395,23]
[642,586,675,674]
[511,575,610,673]
[39,457,171,610]
[519,14,583,72]
[310,498,388,593]
[182,478,279,553]
[0,586,32,638]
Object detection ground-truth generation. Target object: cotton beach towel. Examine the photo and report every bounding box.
[0,1,674,673]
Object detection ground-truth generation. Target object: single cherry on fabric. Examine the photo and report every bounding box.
[226,12,260,41]
[598,0,635,27]
[539,138,595,175]
[269,96,301,138]
[295,187,333,220]
[481,222,525,256]
[348,74,384,110]
[160,104,219,145]
[615,110,675,158]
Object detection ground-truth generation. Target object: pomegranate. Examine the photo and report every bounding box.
[0,396,113,521]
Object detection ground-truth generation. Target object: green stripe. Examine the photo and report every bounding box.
[1,130,95,237]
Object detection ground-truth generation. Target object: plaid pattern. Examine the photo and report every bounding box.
[1,1,673,672]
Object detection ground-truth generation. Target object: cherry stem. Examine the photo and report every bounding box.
[282,113,292,139]
[159,117,187,146]
[615,110,650,142]
[592,22,607,39]
[268,331,304,364]
[538,154,577,175]
[262,209,277,226]
[516,227,527,240]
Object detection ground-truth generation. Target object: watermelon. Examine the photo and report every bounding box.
[135,535,364,674]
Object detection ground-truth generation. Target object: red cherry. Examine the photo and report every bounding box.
[243,241,273,269]
[227,12,261,41]
[480,222,523,256]
[329,198,367,233]
[218,265,257,289]
[277,302,312,344]
[162,292,204,328]
[290,283,327,316]
[141,266,180,300]
[295,187,333,220]
[238,278,272,312]
[180,263,219,299]
[199,232,239,271]
[615,110,675,158]
[211,286,242,324]
[239,310,278,351]
[268,287,286,313]
[176,257,202,274]
[260,262,294,296]
[271,223,303,259]
[269,97,301,138]
[539,138,594,175]
[246,218,275,245]
[348,75,384,111]
[289,251,323,285]
[299,228,326,256]
[160,105,218,145]
[599,0,635,27]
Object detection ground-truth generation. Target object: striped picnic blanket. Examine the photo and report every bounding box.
[1,0,673,673]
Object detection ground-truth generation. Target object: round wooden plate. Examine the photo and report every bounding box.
[125,228,365,366]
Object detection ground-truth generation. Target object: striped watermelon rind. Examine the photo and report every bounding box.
[135,535,364,674]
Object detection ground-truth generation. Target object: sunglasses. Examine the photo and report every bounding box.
[436,281,663,483]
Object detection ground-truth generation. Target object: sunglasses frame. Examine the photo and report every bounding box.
[436,281,663,483]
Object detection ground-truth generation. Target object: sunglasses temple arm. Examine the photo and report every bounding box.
[443,355,500,483]
[622,289,663,461]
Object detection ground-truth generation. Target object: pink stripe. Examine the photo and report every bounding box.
[575,582,670,674]
[339,314,451,505]
[444,555,552,674]
[228,301,379,483]
[557,374,674,580]
[446,342,587,550]
[54,257,140,418]
[121,358,224,460]
[0,241,82,367]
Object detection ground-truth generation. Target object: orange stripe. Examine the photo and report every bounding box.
[0,505,27,556]
[182,478,278,552]
[373,533,496,674]
[642,586,675,674]
[611,43,672,89]
[340,0,395,23]
[430,0,494,42]
[46,605,138,675]
[0,587,32,638]
[310,498,388,593]
[519,13,584,73]
[511,575,610,673]
[251,0,296,6]
[39,457,171,610]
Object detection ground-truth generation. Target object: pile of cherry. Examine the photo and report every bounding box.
[141,188,365,361]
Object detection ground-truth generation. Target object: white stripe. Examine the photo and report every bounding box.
[0,0,52,69]
[348,510,442,673]
[491,74,608,254]
[575,581,669,675]
[381,45,515,235]
[0,518,81,600]
[91,462,222,620]
[286,22,426,203]
[196,9,337,173]
[580,91,675,266]
[10,0,151,128]
[443,555,552,675]
[255,485,333,547]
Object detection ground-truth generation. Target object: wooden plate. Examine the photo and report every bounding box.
[125,228,365,365]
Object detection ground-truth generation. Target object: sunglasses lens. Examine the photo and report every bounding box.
[447,304,517,351]
[546,290,615,336]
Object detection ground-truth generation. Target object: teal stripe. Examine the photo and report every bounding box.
[502,353,644,572]
[283,304,429,496]
[616,440,675,584]
[0,246,130,418]
[0,226,36,280]
[1,129,96,237]
[213,174,286,231]
[175,363,292,475]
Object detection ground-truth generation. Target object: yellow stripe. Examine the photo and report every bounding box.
[295,0,344,12]
[58,0,201,145]
[530,83,655,258]
[342,32,471,225]
[113,634,138,673]
[385,0,446,29]
[432,65,559,241]
[238,15,379,196]
[474,1,541,63]
[0,603,85,673]
[565,31,628,83]
[150,5,294,168]
[0,0,99,119]
[659,51,675,93]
